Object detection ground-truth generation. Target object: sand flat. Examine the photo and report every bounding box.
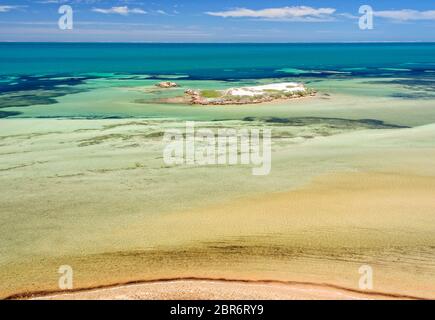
[4,171,435,300]
[1,119,435,300]
[30,279,405,300]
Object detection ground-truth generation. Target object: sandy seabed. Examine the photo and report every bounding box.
[1,85,435,300]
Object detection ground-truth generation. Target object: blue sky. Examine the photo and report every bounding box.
[0,0,434,42]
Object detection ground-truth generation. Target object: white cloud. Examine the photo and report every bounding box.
[129,8,147,15]
[205,6,336,22]
[0,5,21,12]
[338,13,359,20]
[374,9,435,21]
[92,6,147,15]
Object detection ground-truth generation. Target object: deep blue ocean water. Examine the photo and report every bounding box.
[0,43,435,79]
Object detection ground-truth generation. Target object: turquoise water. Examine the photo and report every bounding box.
[0,43,434,119]
[1,43,435,77]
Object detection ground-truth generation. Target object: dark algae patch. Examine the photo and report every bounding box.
[365,78,435,100]
[0,75,91,111]
[243,117,409,129]
[0,110,21,118]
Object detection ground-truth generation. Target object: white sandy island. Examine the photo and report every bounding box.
[182,82,312,105]
[224,82,306,97]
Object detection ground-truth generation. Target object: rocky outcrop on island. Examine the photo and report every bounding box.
[156,81,179,88]
[184,82,315,105]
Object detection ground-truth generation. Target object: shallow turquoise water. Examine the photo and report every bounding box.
[0,43,434,121]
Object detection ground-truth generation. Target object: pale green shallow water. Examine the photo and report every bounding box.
[1,115,435,298]
[3,76,435,127]
[1,43,435,298]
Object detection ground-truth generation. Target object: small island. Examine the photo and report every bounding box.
[156,81,179,88]
[156,82,315,105]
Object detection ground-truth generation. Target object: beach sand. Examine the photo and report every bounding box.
[30,279,407,300]
[4,168,435,299]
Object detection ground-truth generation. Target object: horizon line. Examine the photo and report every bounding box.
[1,41,435,44]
